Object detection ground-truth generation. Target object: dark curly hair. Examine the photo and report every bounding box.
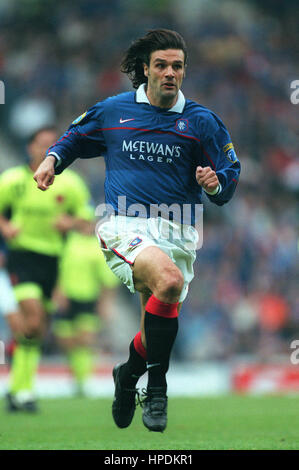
[121,29,188,89]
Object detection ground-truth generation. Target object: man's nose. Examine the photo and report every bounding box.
[165,66,175,77]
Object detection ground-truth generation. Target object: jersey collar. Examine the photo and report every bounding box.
[136,83,185,113]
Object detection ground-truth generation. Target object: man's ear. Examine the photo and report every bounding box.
[143,63,149,77]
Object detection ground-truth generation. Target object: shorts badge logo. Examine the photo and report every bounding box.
[72,111,87,125]
[129,237,142,248]
[223,143,238,163]
[175,119,188,133]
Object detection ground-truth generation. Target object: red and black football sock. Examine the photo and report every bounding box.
[119,331,147,388]
[144,295,179,392]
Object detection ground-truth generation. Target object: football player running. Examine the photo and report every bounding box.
[34,29,240,431]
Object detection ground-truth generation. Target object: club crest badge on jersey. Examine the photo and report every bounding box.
[175,119,189,133]
[56,195,65,203]
[129,237,143,248]
[223,143,238,163]
[72,111,87,125]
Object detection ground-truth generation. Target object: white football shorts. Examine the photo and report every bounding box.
[0,269,18,316]
[96,215,198,302]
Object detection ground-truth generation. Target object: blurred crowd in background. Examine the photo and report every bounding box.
[0,0,298,362]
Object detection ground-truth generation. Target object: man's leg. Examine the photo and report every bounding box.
[133,246,183,385]
[133,246,184,431]
[117,292,149,389]
[69,314,98,395]
[112,293,148,428]
[113,246,184,431]
[118,290,183,388]
[8,295,45,411]
[55,327,95,396]
[6,312,25,339]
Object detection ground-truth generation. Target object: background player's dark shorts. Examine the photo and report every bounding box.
[55,299,97,321]
[6,250,58,299]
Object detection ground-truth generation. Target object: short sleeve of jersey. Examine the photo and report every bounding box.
[49,102,107,174]
[200,113,241,205]
[97,251,120,289]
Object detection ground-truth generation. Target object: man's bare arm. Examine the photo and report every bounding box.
[33,155,56,191]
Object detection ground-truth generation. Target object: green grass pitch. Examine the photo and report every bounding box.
[0,395,298,450]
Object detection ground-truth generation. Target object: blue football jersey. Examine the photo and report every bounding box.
[48,84,240,225]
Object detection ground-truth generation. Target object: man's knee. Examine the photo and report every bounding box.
[156,267,184,302]
[19,299,45,337]
[25,316,43,337]
[22,309,44,337]
[133,246,184,301]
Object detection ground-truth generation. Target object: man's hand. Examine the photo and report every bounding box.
[1,222,20,240]
[33,155,56,191]
[196,166,220,194]
[54,215,89,234]
[54,214,76,234]
[0,216,20,240]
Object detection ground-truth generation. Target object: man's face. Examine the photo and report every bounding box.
[143,49,186,107]
[28,130,57,165]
